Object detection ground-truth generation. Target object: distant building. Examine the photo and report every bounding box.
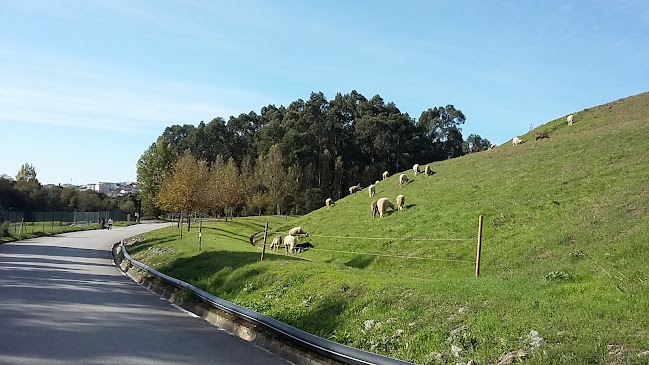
[94,182,117,193]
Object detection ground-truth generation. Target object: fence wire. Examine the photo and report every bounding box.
[250,230,475,264]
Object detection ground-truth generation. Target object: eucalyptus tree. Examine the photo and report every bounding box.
[417,105,466,161]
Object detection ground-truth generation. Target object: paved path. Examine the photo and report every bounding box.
[0,223,292,365]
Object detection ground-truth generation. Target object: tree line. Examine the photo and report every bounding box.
[0,163,138,214]
[138,90,491,219]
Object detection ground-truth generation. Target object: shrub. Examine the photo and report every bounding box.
[0,221,10,237]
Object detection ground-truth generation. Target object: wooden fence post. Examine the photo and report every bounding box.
[475,215,483,277]
[260,222,269,261]
[198,220,202,251]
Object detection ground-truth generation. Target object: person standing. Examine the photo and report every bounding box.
[107,218,113,230]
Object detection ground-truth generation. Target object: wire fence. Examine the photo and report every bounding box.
[0,209,131,236]
[250,229,476,264]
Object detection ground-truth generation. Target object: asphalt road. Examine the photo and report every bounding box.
[0,223,293,365]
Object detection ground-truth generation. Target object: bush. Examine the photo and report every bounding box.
[0,221,10,237]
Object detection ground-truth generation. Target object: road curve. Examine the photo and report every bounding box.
[0,223,292,365]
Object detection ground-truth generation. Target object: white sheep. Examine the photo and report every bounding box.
[377,197,395,218]
[375,180,380,185]
[382,171,389,180]
[270,235,282,251]
[424,165,432,176]
[284,235,297,253]
[513,137,524,146]
[413,164,420,176]
[396,195,405,211]
[368,184,376,197]
[399,173,409,187]
[567,114,574,126]
[325,198,335,210]
[289,226,309,237]
[488,144,497,150]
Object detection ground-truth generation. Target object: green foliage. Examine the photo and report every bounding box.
[16,162,37,182]
[137,91,477,217]
[0,221,9,237]
[137,136,174,217]
[0,176,115,212]
[130,92,649,364]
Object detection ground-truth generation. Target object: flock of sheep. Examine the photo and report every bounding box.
[269,226,312,254]
[329,162,435,220]
[512,114,575,146]
[270,162,435,254]
[270,114,577,255]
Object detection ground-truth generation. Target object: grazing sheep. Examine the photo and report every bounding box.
[375,180,380,185]
[325,198,335,210]
[294,242,314,253]
[349,183,361,195]
[371,200,378,218]
[513,137,524,146]
[284,235,297,253]
[424,165,433,176]
[270,235,282,251]
[399,173,409,187]
[535,131,549,140]
[377,197,395,218]
[368,184,376,197]
[289,226,309,237]
[488,144,497,151]
[413,164,420,176]
[396,194,405,211]
[382,171,389,180]
[567,114,574,126]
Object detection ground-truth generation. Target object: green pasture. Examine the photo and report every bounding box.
[127,93,649,364]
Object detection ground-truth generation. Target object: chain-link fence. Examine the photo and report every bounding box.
[0,209,130,236]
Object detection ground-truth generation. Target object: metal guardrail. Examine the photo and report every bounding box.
[120,241,414,365]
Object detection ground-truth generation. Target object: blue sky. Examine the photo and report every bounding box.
[1,1,647,185]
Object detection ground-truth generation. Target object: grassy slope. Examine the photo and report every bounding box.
[131,92,649,364]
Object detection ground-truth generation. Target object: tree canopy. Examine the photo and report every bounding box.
[137,90,491,217]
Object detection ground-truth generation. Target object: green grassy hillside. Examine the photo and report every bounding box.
[131,92,649,364]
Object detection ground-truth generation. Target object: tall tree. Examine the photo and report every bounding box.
[137,137,175,218]
[157,152,210,231]
[16,163,37,182]
[257,144,289,215]
[210,157,246,220]
[14,162,41,210]
[463,134,492,154]
[417,105,466,161]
